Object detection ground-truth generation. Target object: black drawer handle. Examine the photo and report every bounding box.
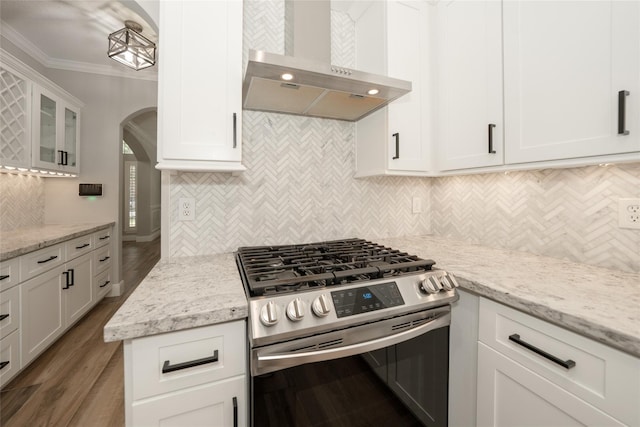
[99,280,111,288]
[392,132,400,159]
[99,235,110,240]
[0,314,9,322]
[75,243,90,249]
[0,275,9,281]
[233,396,238,427]
[99,256,110,262]
[488,123,497,154]
[0,361,9,370]
[37,255,58,264]
[509,334,576,369]
[618,90,630,135]
[162,350,219,374]
[58,150,65,166]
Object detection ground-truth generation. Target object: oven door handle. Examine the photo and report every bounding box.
[256,312,449,370]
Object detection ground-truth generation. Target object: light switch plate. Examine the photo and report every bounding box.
[412,197,422,214]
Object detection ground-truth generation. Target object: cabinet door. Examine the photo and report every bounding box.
[504,1,640,164]
[20,266,65,366]
[0,66,31,169]
[477,343,624,427]
[31,85,59,170]
[388,326,449,427]
[158,0,243,170]
[435,0,503,171]
[386,0,427,172]
[64,253,93,326]
[61,104,80,173]
[131,375,246,427]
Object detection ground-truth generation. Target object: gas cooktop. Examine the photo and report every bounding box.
[235,238,436,297]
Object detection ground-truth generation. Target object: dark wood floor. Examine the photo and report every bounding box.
[0,238,161,427]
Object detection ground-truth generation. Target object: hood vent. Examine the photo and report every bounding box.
[242,1,411,122]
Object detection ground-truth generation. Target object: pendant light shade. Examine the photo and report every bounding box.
[108,20,156,71]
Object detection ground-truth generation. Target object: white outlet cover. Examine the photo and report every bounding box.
[618,198,640,229]
[179,197,195,221]
[412,197,422,214]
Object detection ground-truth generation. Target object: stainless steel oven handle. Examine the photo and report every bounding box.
[257,313,449,366]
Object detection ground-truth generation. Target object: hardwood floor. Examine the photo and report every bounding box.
[0,238,160,427]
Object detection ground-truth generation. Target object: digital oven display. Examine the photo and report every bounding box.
[331,282,404,318]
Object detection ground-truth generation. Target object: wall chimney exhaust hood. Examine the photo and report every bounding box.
[241,1,411,122]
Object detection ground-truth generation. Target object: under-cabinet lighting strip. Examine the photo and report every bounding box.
[0,165,76,178]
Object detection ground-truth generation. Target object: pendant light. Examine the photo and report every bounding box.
[108,20,156,71]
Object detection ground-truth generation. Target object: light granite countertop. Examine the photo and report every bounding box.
[0,222,115,261]
[104,235,639,358]
[104,253,248,342]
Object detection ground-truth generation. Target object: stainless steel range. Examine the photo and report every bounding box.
[236,238,458,426]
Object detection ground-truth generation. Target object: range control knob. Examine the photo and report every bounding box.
[259,301,279,326]
[311,294,331,317]
[286,298,306,321]
[445,273,460,289]
[420,276,442,294]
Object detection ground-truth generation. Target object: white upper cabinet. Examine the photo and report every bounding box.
[157,0,245,172]
[503,1,640,164]
[355,0,431,177]
[31,85,81,174]
[435,0,503,171]
[0,65,31,169]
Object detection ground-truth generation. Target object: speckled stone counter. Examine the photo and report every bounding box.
[0,222,115,261]
[377,235,640,357]
[103,235,639,357]
[104,253,248,342]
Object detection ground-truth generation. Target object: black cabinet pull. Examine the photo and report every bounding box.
[37,255,58,264]
[488,124,497,154]
[618,90,630,135]
[162,350,219,374]
[233,396,238,427]
[63,151,68,166]
[75,243,90,249]
[392,133,399,159]
[62,271,71,290]
[0,275,9,281]
[509,334,576,369]
[99,256,110,262]
[0,361,9,370]
[0,314,9,322]
[99,280,111,288]
[99,235,110,241]
[57,150,64,165]
[233,113,237,148]
[69,269,74,287]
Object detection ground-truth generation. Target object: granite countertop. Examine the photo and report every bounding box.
[103,235,639,358]
[104,253,248,342]
[0,222,115,261]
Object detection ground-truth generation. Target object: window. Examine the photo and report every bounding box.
[125,161,137,230]
[122,140,134,154]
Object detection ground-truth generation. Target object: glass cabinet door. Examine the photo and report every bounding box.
[39,93,57,165]
[64,107,77,169]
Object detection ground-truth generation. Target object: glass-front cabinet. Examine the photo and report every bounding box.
[31,85,80,174]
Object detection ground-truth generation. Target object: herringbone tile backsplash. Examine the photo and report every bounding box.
[0,174,44,231]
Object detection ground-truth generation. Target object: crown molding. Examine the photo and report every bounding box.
[1,20,158,82]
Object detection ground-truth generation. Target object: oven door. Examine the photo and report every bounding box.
[251,306,450,427]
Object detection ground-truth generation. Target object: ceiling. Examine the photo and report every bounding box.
[0,0,158,80]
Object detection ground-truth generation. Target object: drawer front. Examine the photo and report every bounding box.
[94,269,112,301]
[20,243,65,281]
[0,286,20,339]
[479,298,640,426]
[0,329,21,388]
[128,321,246,401]
[93,228,112,249]
[0,257,20,292]
[65,234,94,261]
[93,246,112,276]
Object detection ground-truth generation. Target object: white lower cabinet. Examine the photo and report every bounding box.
[477,298,640,427]
[124,320,247,427]
[64,252,93,326]
[0,329,20,388]
[131,376,245,427]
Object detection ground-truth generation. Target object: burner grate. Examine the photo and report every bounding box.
[236,238,435,296]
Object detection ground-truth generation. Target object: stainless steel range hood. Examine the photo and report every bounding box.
[242,1,411,122]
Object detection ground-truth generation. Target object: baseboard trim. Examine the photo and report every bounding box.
[136,230,160,242]
[106,280,125,297]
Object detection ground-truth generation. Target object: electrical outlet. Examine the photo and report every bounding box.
[179,197,195,221]
[412,197,422,214]
[618,198,640,229]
